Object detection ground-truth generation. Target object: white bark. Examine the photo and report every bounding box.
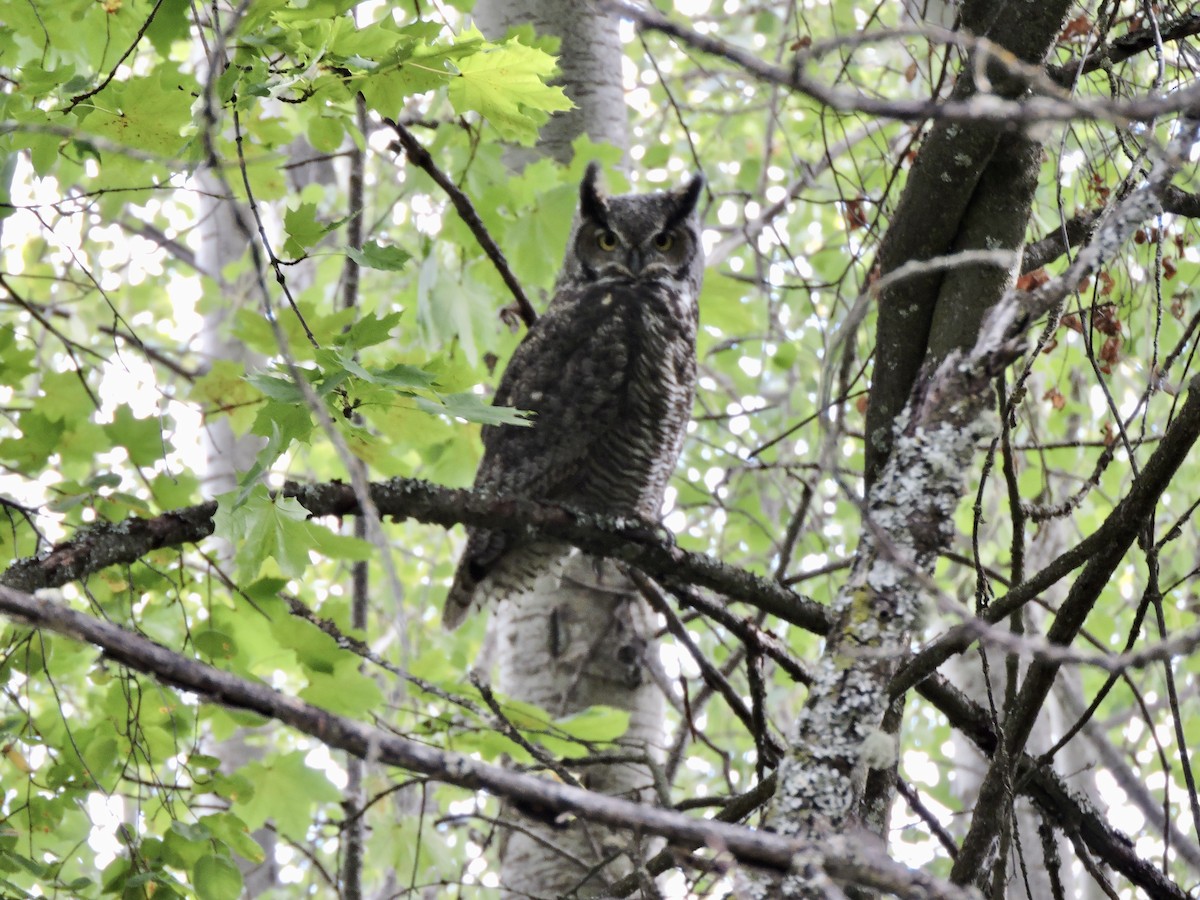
[193,86,335,899]
[946,512,1103,900]
[195,170,264,497]
[496,556,664,896]
[194,168,277,894]
[473,0,629,165]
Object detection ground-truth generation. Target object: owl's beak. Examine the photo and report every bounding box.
[626,248,645,273]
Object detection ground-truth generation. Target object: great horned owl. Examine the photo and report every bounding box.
[443,163,705,629]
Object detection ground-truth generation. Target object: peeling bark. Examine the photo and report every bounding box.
[494,559,664,896]
[461,2,663,895]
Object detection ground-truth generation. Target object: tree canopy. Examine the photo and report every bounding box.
[1,0,1199,897]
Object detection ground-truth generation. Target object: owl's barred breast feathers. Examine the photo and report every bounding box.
[443,164,705,629]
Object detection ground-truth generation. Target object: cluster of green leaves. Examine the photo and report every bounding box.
[0,0,604,896]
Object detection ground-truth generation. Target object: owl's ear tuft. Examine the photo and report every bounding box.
[580,162,609,226]
[666,173,704,229]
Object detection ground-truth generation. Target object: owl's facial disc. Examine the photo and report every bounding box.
[579,221,693,281]
[564,165,704,291]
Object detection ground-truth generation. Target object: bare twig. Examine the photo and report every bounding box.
[608,0,1200,126]
[387,119,538,327]
[1048,12,1200,84]
[65,0,170,112]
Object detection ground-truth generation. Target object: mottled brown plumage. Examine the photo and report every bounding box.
[444,164,704,629]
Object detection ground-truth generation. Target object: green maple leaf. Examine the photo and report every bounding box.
[83,67,194,156]
[301,659,384,718]
[283,201,339,256]
[0,411,65,469]
[346,241,411,271]
[0,325,36,386]
[214,487,370,580]
[416,391,531,427]
[193,854,242,900]
[448,29,574,143]
[233,752,341,840]
[259,501,311,578]
[334,311,405,352]
[103,406,164,467]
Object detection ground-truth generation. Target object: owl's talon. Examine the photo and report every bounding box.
[654,523,677,547]
[617,516,673,547]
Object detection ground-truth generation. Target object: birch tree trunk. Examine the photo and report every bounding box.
[193,167,278,894]
[946,510,1105,900]
[473,0,628,167]
[192,14,340,887]
[494,559,666,896]
[469,2,666,895]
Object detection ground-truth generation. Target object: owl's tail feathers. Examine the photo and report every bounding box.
[443,542,574,630]
[442,564,480,631]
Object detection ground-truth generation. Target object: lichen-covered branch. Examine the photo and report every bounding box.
[747,298,1022,897]
[2,502,221,592]
[891,362,1200,697]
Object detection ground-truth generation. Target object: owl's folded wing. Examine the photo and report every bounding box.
[479,282,638,502]
[441,284,639,628]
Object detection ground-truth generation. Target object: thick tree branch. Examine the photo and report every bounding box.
[752,290,1027,896]
[1022,185,1200,274]
[894,108,1200,722]
[2,503,221,591]
[918,674,1190,900]
[1022,209,1101,273]
[892,369,1200,697]
[758,104,1200,893]
[1162,184,1200,219]
[0,583,971,900]
[864,0,1072,486]
[949,110,1200,887]
[8,509,1162,893]
[953,376,1200,884]
[4,483,1180,894]
[1,478,832,635]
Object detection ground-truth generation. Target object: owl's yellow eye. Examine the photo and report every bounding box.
[597,231,618,251]
[653,232,674,251]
